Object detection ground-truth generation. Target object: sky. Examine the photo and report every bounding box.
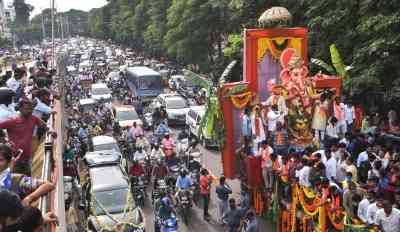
[6,0,108,17]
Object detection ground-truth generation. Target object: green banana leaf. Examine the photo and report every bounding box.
[330,44,348,79]
[310,58,335,74]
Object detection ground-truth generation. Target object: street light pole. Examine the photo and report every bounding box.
[51,0,55,69]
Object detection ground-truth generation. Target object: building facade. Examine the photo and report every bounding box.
[0,0,14,40]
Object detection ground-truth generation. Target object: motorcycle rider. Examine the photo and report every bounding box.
[129,160,145,178]
[150,143,165,160]
[152,157,170,188]
[175,169,193,203]
[129,121,143,139]
[135,134,150,152]
[155,121,170,138]
[134,146,147,163]
[159,106,168,123]
[161,133,175,160]
[78,124,89,141]
[112,121,121,136]
[155,191,176,230]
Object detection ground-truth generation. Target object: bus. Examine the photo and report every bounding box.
[125,66,164,103]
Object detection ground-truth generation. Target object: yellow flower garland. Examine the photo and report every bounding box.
[297,186,320,216]
[302,186,316,199]
[230,91,252,109]
[291,185,298,232]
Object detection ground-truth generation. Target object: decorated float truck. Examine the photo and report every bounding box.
[217,6,368,232]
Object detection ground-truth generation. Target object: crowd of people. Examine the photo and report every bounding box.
[0,52,59,231]
[240,96,400,231]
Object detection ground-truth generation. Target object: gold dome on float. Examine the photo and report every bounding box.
[258,7,292,27]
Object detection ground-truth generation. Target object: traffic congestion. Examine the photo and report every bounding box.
[60,38,253,232]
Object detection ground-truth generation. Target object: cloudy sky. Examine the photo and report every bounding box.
[5,0,108,17]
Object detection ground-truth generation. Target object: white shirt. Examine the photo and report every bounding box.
[267,110,281,131]
[357,199,371,223]
[150,148,164,159]
[326,123,339,138]
[375,208,400,232]
[0,104,17,122]
[336,159,347,182]
[344,105,355,123]
[325,157,337,181]
[134,151,146,162]
[366,202,380,224]
[6,77,20,93]
[357,151,369,167]
[296,166,311,187]
[33,98,53,118]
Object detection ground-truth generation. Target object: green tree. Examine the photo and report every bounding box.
[143,0,171,57]
[13,0,33,26]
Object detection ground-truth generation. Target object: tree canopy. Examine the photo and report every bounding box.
[82,0,398,108]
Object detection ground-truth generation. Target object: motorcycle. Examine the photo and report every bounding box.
[152,178,171,205]
[189,170,201,205]
[176,189,192,224]
[143,112,153,130]
[155,212,178,232]
[130,175,146,208]
[176,137,189,159]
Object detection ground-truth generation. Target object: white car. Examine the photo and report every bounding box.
[112,105,143,128]
[92,136,121,153]
[186,105,205,138]
[151,93,190,125]
[91,83,112,102]
[186,105,218,148]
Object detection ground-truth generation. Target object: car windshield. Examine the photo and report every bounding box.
[117,110,139,121]
[93,143,121,153]
[166,98,187,109]
[93,188,130,215]
[92,88,110,95]
[138,76,161,90]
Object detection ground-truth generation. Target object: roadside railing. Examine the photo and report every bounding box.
[38,99,67,231]
[38,113,55,231]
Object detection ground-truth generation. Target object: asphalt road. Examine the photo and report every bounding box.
[140,125,267,232]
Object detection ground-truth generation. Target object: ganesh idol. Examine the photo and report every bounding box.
[277,48,321,143]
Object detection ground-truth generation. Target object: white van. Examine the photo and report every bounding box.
[186,106,218,148]
[186,106,206,138]
[91,83,112,102]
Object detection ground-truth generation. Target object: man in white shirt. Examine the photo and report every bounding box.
[267,105,282,133]
[6,75,20,93]
[296,158,311,188]
[325,151,337,182]
[366,197,383,225]
[358,191,375,223]
[344,103,355,133]
[357,146,375,167]
[0,87,17,122]
[33,89,54,119]
[375,200,400,232]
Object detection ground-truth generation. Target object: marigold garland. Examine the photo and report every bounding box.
[290,185,298,232]
[297,186,320,216]
[325,204,345,230]
[230,91,252,109]
[301,186,316,199]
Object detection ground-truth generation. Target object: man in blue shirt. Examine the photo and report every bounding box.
[175,169,192,190]
[174,169,192,203]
